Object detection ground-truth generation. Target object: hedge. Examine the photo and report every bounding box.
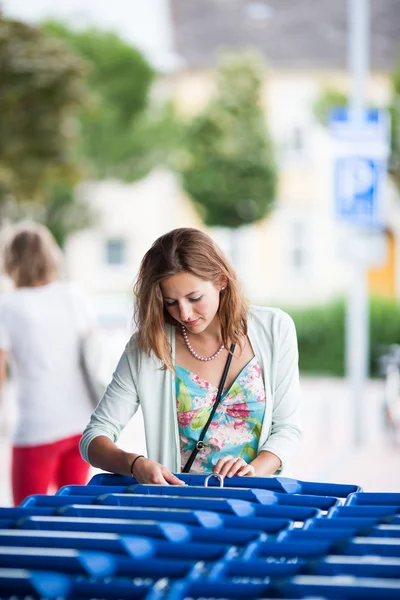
[281,297,400,377]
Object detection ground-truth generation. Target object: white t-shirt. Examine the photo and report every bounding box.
[0,281,96,446]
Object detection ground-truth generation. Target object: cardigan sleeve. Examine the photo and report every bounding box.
[79,346,140,463]
[258,310,302,472]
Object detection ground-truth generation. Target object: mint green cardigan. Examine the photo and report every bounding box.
[80,306,302,476]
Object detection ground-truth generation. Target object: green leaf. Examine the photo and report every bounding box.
[227,381,244,397]
[177,380,192,413]
[241,444,256,461]
[190,407,211,430]
[253,423,262,441]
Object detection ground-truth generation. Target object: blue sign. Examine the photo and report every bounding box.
[330,107,384,129]
[334,157,385,228]
[330,107,390,229]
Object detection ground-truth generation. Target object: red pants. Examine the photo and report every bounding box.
[12,434,90,506]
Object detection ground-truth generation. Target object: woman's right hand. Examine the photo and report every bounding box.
[131,456,185,485]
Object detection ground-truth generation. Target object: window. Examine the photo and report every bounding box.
[292,126,305,153]
[105,239,126,266]
[290,221,308,273]
[280,123,312,165]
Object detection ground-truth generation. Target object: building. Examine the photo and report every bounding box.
[65,0,400,316]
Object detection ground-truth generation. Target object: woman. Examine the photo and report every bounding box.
[80,228,301,484]
[0,222,94,505]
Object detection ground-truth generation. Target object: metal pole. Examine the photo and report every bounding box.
[348,0,369,121]
[347,0,370,445]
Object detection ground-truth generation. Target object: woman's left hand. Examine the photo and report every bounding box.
[212,455,255,478]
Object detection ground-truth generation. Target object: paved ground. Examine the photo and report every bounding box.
[0,376,399,505]
[293,376,400,492]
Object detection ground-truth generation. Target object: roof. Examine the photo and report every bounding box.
[171,0,400,71]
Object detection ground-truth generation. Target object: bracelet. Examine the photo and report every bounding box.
[130,454,145,477]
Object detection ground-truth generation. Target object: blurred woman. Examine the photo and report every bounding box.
[81,228,302,484]
[0,222,94,505]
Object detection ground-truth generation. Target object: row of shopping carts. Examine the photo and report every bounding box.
[0,472,399,598]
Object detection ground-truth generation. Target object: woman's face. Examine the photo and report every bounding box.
[160,272,224,334]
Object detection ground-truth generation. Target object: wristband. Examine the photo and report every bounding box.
[130,454,145,477]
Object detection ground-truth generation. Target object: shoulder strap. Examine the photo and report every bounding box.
[182,343,236,473]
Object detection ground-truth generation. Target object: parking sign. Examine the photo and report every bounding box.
[330,108,390,229]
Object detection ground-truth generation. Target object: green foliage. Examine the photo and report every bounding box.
[1,179,96,248]
[0,16,86,209]
[1,16,173,244]
[94,101,183,182]
[284,297,400,377]
[312,88,348,125]
[41,180,96,248]
[287,300,346,376]
[43,21,152,120]
[180,50,277,228]
[389,52,400,186]
[42,20,162,181]
[369,296,400,375]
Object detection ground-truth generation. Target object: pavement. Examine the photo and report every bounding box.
[293,376,400,492]
[0,375,399,506]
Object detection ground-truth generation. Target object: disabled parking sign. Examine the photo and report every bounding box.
[330,108,390,229]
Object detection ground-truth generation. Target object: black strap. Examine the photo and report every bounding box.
[182,343,236,473]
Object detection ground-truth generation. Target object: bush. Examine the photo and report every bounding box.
[282,298,400,377]
[286,300,346,376]
[369,296,400,376]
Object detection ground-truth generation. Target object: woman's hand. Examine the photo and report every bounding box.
[132,456,185,485]
[212,455,255,478]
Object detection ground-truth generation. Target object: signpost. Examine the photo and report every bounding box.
[330,103,390,446]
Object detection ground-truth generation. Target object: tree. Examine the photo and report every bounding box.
[3,179,95,248]
[389,53,400,187]
[312,88,348,126]
[41,180,96,248]
[0,15,86,217]
[42,21,162,181]
[179,51,277,231]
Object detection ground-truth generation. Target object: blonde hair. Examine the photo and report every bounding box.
[134,228,248,370]
[2,222,62,288]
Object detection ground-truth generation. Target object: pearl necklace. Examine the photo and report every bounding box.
[181,324,225,361]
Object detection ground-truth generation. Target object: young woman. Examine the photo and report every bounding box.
[80,228,301,484]
[0,222,94,504]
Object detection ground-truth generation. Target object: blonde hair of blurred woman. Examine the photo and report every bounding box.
[3,222,62,288]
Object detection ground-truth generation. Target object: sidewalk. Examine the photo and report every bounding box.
[0,376,398,506]
[293,376,400,492]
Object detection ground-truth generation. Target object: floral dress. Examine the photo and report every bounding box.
[175,357,266,474]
